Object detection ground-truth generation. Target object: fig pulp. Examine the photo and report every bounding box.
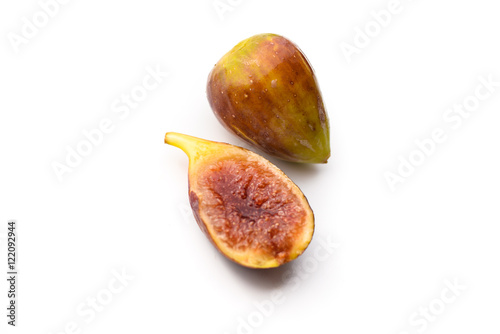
[207,33,330,163]
[165,132,314,268]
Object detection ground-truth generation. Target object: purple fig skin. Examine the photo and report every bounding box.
[207,33,330,163]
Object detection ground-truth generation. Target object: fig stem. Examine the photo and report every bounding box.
[164,132,208,161]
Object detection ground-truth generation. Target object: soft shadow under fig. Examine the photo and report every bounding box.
[275,160,325,182]
[221,257,298,291]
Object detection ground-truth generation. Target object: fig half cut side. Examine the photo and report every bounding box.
[165,132,314,269]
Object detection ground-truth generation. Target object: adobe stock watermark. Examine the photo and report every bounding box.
[47,267,134,334]
[212,0,244,21]
[340,0,417,64]
[397,278,466,334]
[51,64,168,182]
[7,0,72,54]
[177,201,193,226]
[385,74,499,191]
[222,235,340,334]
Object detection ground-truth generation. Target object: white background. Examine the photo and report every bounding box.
[1,0,499,333]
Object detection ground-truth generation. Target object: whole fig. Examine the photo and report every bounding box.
[207,33,330,163]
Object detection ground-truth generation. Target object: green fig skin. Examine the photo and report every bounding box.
[207,33,330,163]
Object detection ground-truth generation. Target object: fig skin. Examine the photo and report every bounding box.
[165,132,315,269]
[207,33,330,163]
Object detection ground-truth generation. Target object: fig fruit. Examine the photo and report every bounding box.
[207,33,330,163]
[165,132,314,269]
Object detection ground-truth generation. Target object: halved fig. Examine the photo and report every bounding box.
[165,132,314,269]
